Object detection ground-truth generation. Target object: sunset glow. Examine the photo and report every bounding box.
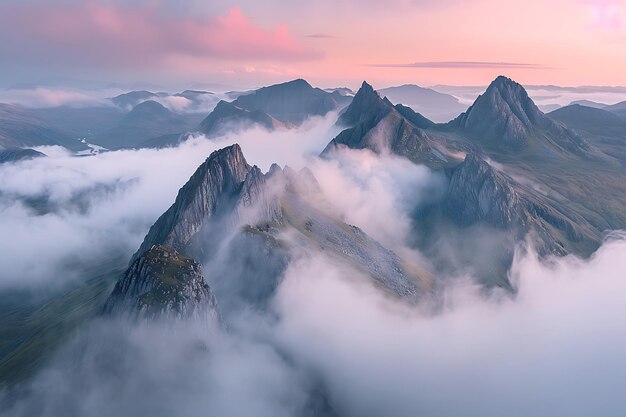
[0,0,624,89]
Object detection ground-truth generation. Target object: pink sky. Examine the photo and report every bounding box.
[0,0,624,89]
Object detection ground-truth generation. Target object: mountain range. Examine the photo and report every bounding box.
[2,74,626,392]
[125,144,430,314]
[378,84,468,122]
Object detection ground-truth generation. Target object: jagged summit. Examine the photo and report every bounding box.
[337,81,392,127]
[133,144,260,259]
[323,81,452,168]
[450,76,593,157]
[103,245,219,320]
[126,144,430,308]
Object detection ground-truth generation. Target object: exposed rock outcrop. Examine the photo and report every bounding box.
[133,144,281,260]
[442,153,599,255]
[103,245,219,320]
[322,82,454,168]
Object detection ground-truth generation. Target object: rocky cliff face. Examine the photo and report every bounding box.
[442,153,598,255]
[450,76,593,157]
[103,245,219,320]
[133,144,281,260]
[128,144,430,311]
[323,82,455,168]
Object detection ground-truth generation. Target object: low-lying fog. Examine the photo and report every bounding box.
[1,114,625,417]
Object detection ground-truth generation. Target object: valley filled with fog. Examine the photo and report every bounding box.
[2,76,626,417]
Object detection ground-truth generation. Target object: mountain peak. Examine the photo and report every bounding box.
[282,78,313,89]
[198,100,278,136]
[133,144,251,258]
[126,100,172,121]
[229,78,344,124]
[337,81,391,126]
[452,76,592,156]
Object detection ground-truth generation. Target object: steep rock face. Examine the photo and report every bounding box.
[134,144,271,259]
[323,82,453,168]
[443,154,598,254]
[103,245,219,320]
[450,76,592,157]
[197,100,280,137]
[444,154,522,228]
[232,79,350,125]
[133,144,429,306]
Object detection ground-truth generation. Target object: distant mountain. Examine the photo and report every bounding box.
[569,99,607,109]
[174,90,215,101]
[30,106,125,139]
[197,100,282,138]
[172,90,220,113]
[379,84,468,123]
[230,79,351,125]
[604,100,626,117]
[0,148,45,164]
[548,104,626,161]
[129,144,430,312]
[324,87,354,96]
[538,103,561,113]
[89,100,204,149]
[549,104,626,136]
[111,90,160,110]
[449,76,595,159]
[323,82,457,168]
[0,104,88,151]
[103,245,219,321]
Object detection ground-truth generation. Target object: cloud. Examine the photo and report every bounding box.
[0,87,119,108]
[0,112,341,290]
[584,0,625,32]
[3,224,626,416]
[0,2,321,72]
[305,33,338,39]
[270,233,626,417]
[368,61,548,69]
[1,112,626,417]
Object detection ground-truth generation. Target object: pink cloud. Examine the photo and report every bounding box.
[583,0,625,32]
[0,1,320,69]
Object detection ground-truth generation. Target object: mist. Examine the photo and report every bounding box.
[2,230,625,416]
[0,112,340,289]
[2,112,626,417]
